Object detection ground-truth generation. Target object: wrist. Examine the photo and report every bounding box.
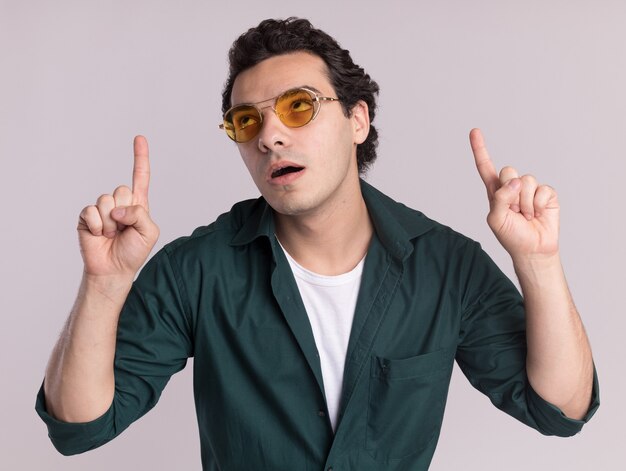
[512,250,561,269]
[512,252,564,287]
[79,272,135,306]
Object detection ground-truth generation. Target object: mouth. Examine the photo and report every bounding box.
[271,165,305,179]
[268,161,305,180]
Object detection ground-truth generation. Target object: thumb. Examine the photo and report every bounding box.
[490,178,521,215]
[111,205,159,241]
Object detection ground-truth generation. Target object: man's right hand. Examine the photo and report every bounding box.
[78,135,159,279]
[44,136,160,423]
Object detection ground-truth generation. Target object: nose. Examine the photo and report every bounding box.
[256,107,288,153]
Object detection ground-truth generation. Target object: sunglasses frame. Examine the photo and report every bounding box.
[219,87,341,143]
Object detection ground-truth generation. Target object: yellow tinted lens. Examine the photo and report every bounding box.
[224,105,262,142]
[276,89,316,127]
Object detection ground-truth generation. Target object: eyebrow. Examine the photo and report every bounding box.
[233,85,325,107]
[300,84,322,94]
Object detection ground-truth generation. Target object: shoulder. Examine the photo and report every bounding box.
[364,181,478,250]
[159,197,264,261]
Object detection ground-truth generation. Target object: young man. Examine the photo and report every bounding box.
[37,18,599,470]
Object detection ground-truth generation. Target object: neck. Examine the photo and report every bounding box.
[274,180,373,276]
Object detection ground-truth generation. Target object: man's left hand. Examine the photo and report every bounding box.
[469,128,560,262]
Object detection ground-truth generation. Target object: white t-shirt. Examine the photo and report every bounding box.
[280,245,365,431]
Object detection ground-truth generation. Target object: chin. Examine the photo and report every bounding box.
[269,202,309,217]
[266,195,315,217]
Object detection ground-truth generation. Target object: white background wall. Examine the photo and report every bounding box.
[1,0,623,469]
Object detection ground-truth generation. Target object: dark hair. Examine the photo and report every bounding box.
[222,17,380,174]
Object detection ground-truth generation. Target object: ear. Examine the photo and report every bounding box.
[350,100,370,145]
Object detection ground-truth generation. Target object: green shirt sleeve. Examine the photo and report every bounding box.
[455,241,599,437]
[35,246,193,455]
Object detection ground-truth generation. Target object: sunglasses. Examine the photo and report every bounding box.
[219,87,341,143]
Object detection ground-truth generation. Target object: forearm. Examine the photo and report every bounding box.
[44,273,133,423]
[514,253,594,420]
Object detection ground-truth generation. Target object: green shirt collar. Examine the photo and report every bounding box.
[230,179,436,261]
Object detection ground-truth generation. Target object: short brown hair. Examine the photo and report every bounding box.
[222,17,380,174]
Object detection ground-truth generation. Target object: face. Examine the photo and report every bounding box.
[229,52,369,218]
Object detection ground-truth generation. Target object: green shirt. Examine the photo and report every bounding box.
[36,180,599,470]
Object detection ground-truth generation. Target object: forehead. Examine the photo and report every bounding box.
[231,52,333,105]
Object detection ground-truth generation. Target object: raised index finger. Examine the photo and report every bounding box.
[469,128,499,199]
[132,135,150,209]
